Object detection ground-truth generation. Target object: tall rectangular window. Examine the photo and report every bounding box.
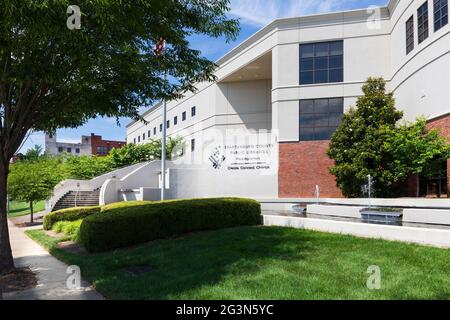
[159,124,162,132]
[191,106,196,117]
[174,116,178,125]
[167,120,170,129]
[148,130,151,138]
[299,41,343,85]
[434,0,448,31]
[191,139,195,152]
[299,98,344,141]
[182,111,187,121]
[142,133,146,140]
[418,2,429,43]
[406,16,415,54]
[153,127,156,135]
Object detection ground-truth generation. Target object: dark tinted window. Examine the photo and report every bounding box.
[299,98,344,141]
[434,0,448,31]
[406,16,415,54]
[300,41,343,85]
[418,2,429,43]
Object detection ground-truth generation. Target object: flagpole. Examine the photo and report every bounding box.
[161,71,167,201]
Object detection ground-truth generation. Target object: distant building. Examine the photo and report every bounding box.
[45,133,126,157]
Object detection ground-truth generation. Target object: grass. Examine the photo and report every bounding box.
[26,226,450,300]
[8,200,46,218]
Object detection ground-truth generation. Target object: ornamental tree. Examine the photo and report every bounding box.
[327,77,449,197]
[0,0,239,274]
[8,158,66,223]
[383,118,450,197]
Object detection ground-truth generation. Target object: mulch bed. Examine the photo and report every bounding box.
[0,268,38,293]
[9,212,45,227]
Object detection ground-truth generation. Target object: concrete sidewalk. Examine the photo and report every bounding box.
[3,220,103,300]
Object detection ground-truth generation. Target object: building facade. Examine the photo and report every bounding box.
[127,0,450,199]
[45,133,126,157]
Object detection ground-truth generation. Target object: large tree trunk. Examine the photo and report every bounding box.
[0,159,14,275]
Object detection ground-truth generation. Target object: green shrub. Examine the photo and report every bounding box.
[100,201,152,213]
[52,219,83,241]
[80,198,261,253]
[43,206,101,230]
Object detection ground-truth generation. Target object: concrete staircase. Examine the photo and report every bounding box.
[52,190,100,212]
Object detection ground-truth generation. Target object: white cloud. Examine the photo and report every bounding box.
[229,0,362,26]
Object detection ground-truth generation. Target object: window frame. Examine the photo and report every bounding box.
[299,98,344,142]
[299,40,344,85]
[191,106,196,117]
[418,2,429,44]
[434,0,448,31]
[406,15,415,54]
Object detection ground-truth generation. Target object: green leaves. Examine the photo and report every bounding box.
[328,78,449,197]
[8,156,66,205]
[0,0,239,137]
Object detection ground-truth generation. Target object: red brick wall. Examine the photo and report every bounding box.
[90,134,126,156]
[427,114,450,197]
[406,114,450,197]
[278,141,343,198]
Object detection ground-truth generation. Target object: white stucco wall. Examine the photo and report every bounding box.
[125,0,449,200]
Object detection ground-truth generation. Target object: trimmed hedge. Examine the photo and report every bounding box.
[80,198,261,253]
[100,201,153,213]
[43,206,101,230]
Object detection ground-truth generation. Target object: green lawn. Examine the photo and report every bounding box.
[8,200,46,218]
[26,226,450,300]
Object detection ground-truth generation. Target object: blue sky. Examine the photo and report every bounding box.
[20,0,387,153]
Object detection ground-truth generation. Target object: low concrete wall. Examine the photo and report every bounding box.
[403,209,450,225]
[258,198,450,209]
[307,204,363,218]
[141,188,161,201]
[263,215,450,248]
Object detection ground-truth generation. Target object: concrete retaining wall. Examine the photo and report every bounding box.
[403,209,450,226]
[306,204,363,218]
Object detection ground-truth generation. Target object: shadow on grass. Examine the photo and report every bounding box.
[27,226,450,300]
[29,226,318,300]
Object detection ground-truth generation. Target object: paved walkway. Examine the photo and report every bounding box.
[3,220,103,300]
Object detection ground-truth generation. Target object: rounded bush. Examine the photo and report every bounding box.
[80,198,261,253]
[43,206,101,230]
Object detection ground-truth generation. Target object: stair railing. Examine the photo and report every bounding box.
[75,182,80,208]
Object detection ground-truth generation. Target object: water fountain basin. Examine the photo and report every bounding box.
[361,208,403,226]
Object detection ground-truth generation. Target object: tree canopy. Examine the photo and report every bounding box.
[0,0,239,274]
[8,157,66,223]
[328,77,450,197]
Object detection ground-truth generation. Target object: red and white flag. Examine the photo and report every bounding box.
[154,38,166,56]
